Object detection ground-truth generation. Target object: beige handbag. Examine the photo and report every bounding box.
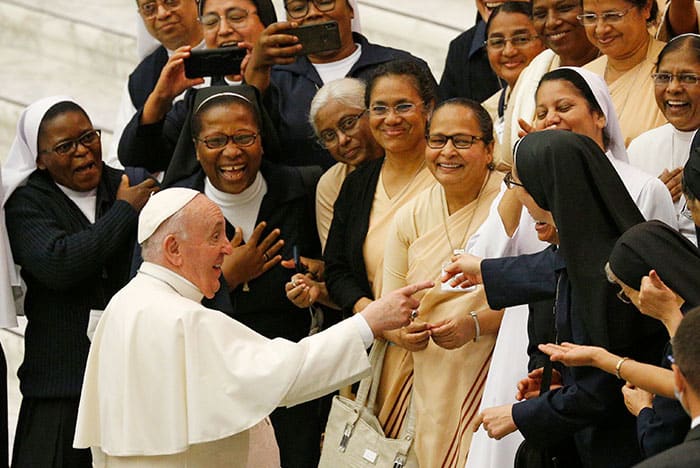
[319,339,418,468]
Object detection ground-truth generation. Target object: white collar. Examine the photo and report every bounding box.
[691,415,700,429]
[138,262,204,303]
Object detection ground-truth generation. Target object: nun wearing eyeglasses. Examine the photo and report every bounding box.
[2,96,157,467]
[165,85,324,467]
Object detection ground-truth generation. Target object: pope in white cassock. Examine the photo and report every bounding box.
[73,188,431,467]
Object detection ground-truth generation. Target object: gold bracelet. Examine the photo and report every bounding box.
[615,357,630,380]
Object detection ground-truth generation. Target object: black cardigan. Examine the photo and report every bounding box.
[172,161,321,342]
[5,165,138,398]
[324,158,383,316]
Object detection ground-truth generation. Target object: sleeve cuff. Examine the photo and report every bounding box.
[349,314,374,348]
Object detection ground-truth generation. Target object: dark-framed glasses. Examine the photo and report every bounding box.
[285,0,336,18]
[39,129,102,156]
[369,102,417,116]
[503,171,525,189]
[576,7,632,25]
[138,0,181,18]
[317,111,366,148]
[196,132,258,149]
[652,73,700,86]
[485,34,539,50]
[200,8,256,29]
[426,134,483,149]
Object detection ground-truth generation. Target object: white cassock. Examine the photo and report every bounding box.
[74,262,372,467]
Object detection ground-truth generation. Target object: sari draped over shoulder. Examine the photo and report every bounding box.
[377,175,502,467]
[584,37,667,146]
[363,166,436,298]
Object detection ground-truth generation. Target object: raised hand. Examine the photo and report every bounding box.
[142,46,205,124]
[116,175,159,212]
[515,366,562,400]
[638,270,684,335]
[244,22,303,91]
[441,252,483,288]
[517,117,535,138]
[220,222,284,289]
[659,167,684,203]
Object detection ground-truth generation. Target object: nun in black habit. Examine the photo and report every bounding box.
[458,130,667,468]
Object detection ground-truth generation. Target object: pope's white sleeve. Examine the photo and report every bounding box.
[281,319,371,407]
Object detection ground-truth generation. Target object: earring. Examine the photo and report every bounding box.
[487,161,495,170]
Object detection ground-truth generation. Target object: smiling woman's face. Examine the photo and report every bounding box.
[368,74,430,155]
[654,46,700,132]
[486,11,545,88]
[37,110,103,192]
[580,0,650,61]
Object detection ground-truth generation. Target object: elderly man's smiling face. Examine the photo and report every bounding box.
[178,195,233,298]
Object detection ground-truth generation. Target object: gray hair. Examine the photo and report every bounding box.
[308,78,366,135]
[141,207,190,262]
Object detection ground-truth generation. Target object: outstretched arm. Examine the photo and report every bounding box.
[538,342,675,398]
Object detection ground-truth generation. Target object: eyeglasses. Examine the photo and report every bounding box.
[138,0,181,18]
[576,7,633,25]
[652,72,700,86]
[604,264,632,304]
[615,287,632,304]
[199,8,257,29]
[681,199,695,221]
[426,134,483,149]
[532,2,581,22]
[485,34,540,50]
[369,102,418,116]
[503,171,525,189]
[195,132,258,149]
[39,129,102,156]
[317,111,366,148]
[285,0,336,18]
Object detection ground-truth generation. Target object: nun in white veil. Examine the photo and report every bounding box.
[0,95,64,468]
[464,67,676,468]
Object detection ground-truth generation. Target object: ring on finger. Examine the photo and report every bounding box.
[291,279,298,287]
[410,309,418,321]
[263,253,269,262]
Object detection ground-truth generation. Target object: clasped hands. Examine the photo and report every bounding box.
[283,256,327,308]
[389,312,478,351]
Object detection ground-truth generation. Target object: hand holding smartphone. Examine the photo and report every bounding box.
[280,21,341,56]
[184,46,247,78]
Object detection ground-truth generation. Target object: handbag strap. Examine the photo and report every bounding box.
[355,339,388,410]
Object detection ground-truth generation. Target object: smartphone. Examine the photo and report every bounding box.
[184,46,247,79]
[281,21,341,56]
[293,246,308,274]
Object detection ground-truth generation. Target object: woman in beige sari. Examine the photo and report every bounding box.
[582,0,667,145]
[377,99,504,467]
[482,2,545,153]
